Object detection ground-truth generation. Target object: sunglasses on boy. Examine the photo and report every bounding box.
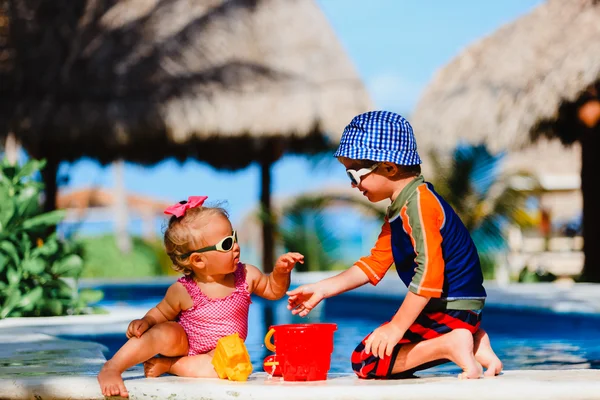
[179,231,238,259]
[346,163,381,186]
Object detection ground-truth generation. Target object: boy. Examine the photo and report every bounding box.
[287,111,502,379]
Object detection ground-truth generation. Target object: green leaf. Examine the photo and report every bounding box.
[55,279,75,299]
[16,286,43,312]
[13,159,45,183]
[0,240,20,267]
[0,199,15,230]
[22,210,66,231]
[6,266,21,286]
[16,186,41,218]
[41,299,63,316]
[0,252,6,273]
[22,257,46,275]
[31,236,59,258]
[78,289,104,305]
[1,165,17,181]
[0,289,21,318]
[51,254,83,277]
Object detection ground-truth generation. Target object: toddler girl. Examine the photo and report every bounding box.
[98,196,304,398]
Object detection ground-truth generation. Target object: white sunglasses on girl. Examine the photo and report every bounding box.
[179,231,238,259]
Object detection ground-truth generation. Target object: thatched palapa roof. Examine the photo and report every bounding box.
[411,0,600,155]
[3,0,370,169]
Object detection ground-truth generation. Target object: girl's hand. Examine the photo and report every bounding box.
[286,283,325,317]
[273,252,304,274]
[364,323,404,359]
[126,318,151,339]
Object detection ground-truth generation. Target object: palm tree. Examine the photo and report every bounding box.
[429,143,537,277]
[277,193,385,272]
[534,83,600,281]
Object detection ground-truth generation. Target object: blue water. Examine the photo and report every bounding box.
[61,283,600,375]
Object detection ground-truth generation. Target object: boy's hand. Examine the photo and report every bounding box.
[126,318,151,339]
[273,252,304,274]
[286,283,325,317]
[364,323,404,359]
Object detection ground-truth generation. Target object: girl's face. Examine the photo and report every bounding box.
[340,159,394,203]
[190,215,240,277]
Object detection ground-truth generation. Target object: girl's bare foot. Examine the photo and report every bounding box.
[444,329,482,379]
[144,357,174,377]
[473,328,503,377]
[97,361,129,398]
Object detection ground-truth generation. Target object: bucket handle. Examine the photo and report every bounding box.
[264,328,276,352]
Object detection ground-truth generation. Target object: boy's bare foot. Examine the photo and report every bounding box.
[144,357,173,377]
[444,329,482,379]
[98,361,129,398]
[474,328,503,377]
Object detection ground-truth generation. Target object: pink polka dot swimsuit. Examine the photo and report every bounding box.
[176,263,251,356]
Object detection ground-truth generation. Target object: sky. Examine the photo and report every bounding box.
[55,0,543,232]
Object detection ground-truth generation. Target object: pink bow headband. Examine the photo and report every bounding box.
[164,196,208,218]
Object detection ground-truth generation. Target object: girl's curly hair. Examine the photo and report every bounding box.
[163,205,229,275]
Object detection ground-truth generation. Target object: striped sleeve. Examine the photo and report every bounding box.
[400,185,446,298]
[354,219,394,286]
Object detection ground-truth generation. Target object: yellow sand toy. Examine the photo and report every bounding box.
[211,333,253,381]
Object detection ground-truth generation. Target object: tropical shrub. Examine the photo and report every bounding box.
[0,159,102,318]
[80,235,171,278]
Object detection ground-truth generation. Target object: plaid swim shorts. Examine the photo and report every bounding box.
[351,309,481,379]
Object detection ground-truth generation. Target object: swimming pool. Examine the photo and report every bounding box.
[60,282,600,375]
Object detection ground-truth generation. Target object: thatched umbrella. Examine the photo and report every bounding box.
[1,0,371,272]
[411,0,600,281]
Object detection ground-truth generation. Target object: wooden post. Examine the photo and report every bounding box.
[260,147,274,273]
[41,157,59,212]
[579,107,600,282]
[4,132,20,165]
[113,159,132,254]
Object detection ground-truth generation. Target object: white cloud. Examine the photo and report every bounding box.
[367,73,424,115]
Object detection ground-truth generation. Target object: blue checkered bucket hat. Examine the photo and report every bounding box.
[333,111,422,165]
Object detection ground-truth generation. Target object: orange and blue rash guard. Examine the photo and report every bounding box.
[354,175,486,311]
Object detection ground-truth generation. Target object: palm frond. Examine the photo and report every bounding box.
[431,142,534,262]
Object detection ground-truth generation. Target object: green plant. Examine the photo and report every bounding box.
[80,235,167,278]
[0,158,102,318]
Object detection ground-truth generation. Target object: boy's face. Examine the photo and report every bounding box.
[340,159,394,203]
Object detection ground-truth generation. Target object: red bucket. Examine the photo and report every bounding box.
[264,323,337,381]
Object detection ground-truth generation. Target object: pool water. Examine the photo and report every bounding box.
[61,285,600,375]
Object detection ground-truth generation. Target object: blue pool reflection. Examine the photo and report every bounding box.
[61,282,600,375]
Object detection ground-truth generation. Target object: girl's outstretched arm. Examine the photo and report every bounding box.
[246,252,304,300]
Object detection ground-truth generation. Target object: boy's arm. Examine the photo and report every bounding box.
[248,252,304,300]
[287,221,392,317]
[287,265,370,317]
[364,291,430,358]
[403,187,446,298]
[354,219,395,285]
[313,264,371,297]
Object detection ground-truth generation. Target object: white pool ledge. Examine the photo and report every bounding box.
[3,370,600,400]
[3,279,600,399]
